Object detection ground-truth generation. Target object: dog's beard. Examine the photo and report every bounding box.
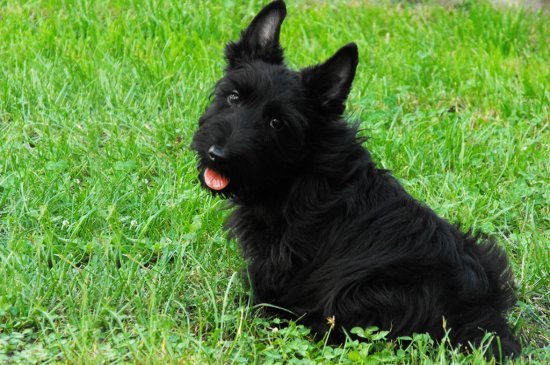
[196,156,293,204]
[196,157,264,201]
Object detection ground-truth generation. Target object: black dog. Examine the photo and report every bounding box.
[191,0,520,359]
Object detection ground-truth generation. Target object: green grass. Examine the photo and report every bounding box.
[0,0,548,363]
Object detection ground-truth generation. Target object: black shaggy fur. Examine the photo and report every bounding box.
[191,1,521,360]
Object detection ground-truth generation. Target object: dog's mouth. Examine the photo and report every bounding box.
[203,167,230,191]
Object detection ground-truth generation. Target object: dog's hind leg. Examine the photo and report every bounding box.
[450,305,521,362]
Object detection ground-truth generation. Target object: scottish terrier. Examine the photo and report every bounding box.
[191,0,520,359]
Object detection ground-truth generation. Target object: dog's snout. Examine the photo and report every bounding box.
[208,145,226,162]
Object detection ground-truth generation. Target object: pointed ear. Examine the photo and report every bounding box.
[301,43,359,115]
[225,1,287,67]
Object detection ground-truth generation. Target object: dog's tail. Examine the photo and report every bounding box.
[452,237,521,361]
[451,305,521,361]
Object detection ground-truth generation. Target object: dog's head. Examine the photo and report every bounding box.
[191,1,359,201]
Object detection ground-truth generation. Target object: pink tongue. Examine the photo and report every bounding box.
[204,168,230,191]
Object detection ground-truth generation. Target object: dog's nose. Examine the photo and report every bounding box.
[208,145,226,162]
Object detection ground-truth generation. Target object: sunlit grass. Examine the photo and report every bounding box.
[0,0,548,363]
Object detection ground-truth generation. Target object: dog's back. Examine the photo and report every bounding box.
[229,119,520,358]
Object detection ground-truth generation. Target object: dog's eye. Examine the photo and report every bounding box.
[269,118,284,129]
[227,91,240,105]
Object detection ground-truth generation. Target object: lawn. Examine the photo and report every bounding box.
[0,0,548,363]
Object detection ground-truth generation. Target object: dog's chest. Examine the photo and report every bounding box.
[229,205,312,296]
